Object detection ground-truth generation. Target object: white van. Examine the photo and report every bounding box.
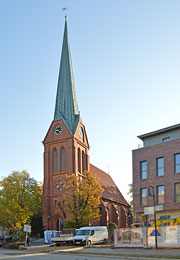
[73,226,108,246]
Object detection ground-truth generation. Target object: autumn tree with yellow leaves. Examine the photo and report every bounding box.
[63,171,104,228]
[0,170,43,236]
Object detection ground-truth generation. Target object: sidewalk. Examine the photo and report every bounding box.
[52,245,180,259]
[1,243,180,259]
[0,244,60,256]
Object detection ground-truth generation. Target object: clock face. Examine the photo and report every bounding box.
[54,125,63,135]
[79,128,83,138]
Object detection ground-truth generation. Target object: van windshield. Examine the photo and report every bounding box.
[76,230,90,236]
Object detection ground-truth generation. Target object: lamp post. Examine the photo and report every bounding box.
[148,185,158,249]
[127,212,131,227]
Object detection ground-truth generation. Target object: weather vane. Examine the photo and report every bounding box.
[62,7,68,18]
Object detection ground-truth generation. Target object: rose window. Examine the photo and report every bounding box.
[56,180,63,192]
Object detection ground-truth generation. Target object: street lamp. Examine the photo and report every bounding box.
[127,212,131,227]
[148,185,158,249]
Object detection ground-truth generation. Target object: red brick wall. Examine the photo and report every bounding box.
[133,139,180,213]
[43,120,89,230]
[43,119,131,230]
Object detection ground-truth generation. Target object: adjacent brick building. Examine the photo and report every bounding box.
[133,124,180,225]
[42,18,131,230]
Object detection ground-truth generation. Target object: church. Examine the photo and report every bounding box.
[42,18,131,230]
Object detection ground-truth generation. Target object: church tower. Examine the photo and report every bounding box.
[42,18,90,230]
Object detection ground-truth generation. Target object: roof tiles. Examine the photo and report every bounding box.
[90,164,129,207]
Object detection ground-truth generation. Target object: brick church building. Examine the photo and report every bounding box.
[42,18,131,230]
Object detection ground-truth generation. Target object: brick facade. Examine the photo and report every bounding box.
[133,124,180,224]
[43,120,89,230]
[42,119,131,229]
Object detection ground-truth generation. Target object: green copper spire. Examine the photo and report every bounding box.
[54,18,80,134]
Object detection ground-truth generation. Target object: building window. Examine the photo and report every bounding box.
[61,147,66,171]
[56,180,63,192]
[78,148,81,173]
[140,188,148,206]
[162,137,170,142]
[53,149,58,171]
[157,185,164,204]
[175,183,180,203]
[86,154,88,170]
[175,154,180,173]
[140,161,147,179]
[156,157,164,176]
[82,151,85,173]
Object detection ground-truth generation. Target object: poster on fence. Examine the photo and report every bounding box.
[148,226,180,247]
[147,227,162,247]
[114,227,147,248]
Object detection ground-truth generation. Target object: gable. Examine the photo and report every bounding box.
[74,121,89,148]
[43,120,73,144]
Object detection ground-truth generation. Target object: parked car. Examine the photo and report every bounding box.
[0,235,12,246]
[73,226,108,246]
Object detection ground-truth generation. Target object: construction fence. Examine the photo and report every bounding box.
[114,225,180,248]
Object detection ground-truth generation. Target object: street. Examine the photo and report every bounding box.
[0,251,177,260]
[1,244,180,260]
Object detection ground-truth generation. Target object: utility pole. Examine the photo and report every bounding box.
[148,185,158,249]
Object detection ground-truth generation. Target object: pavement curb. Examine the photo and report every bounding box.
[50,248,180,260]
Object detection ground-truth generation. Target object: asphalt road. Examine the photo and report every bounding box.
[0,252,177,260]
[1,244,180,260]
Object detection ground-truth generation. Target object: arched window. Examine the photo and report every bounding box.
[61,147,66,171]
[82,129,85,143]
[53,149,58,171]
[86,154,88,170]
[56,218,63,231]
[82,151,85,173]
[78,148,81,173]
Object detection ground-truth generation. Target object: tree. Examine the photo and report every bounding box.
[0,170,43,236]
[127,183,133,209]
[63,171,104,228]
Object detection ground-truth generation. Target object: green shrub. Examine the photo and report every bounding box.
[108,222,118,229]
[7,242,25,249]
[63,219,79,228]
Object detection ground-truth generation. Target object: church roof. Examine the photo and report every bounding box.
[54,18,80,135]
[90,164,130,207]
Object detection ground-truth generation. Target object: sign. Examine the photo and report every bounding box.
[114,227,147,248]
[144,207,154,215]
[24,225,31,233]
[155,205,163,211]
[144,205,163,215]
[150,229,161,236]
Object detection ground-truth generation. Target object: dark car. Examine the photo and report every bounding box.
[0,235,12,246]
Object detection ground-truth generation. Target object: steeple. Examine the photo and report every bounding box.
[54,17,80,135]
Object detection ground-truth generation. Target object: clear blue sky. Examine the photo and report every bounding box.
[1,0,180,201]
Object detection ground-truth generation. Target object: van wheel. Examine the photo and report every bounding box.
[86,240,91,246]
[104,238,107,244]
